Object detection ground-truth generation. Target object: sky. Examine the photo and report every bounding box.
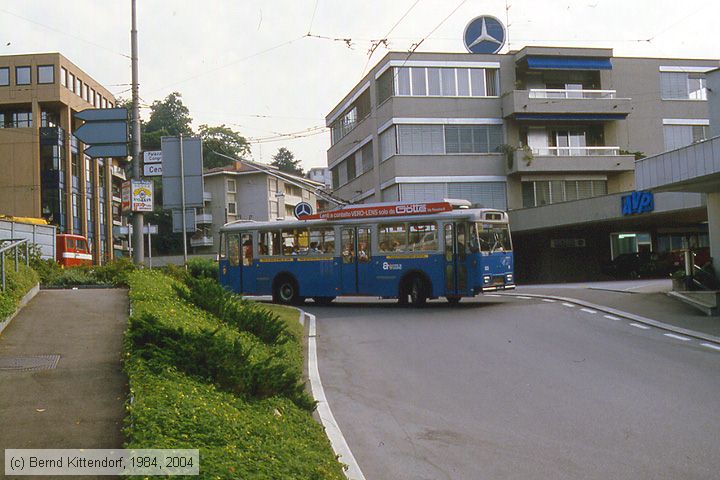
[1,0,719,170]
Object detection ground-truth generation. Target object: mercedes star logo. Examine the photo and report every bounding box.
[463,15,506,54]
[294,202,313,219]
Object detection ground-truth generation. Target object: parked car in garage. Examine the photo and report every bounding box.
[601,252,678,279]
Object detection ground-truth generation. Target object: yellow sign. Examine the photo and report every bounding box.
[385,254,429,259]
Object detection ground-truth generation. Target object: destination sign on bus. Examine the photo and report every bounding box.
[300,202,453,221]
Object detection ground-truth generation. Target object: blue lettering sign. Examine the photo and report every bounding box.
[621,191,654,215]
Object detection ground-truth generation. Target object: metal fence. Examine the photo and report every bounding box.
[0,238,30,291]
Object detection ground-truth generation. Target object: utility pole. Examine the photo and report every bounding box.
[131,0,144,264]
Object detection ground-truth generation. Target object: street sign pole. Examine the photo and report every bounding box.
[179,134,188,266]
[131,0,144,265]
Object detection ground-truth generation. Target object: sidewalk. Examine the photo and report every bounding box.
[517,279,720,339]
[0,289,128,474]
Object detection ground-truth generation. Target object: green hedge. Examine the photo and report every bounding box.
[0,263,39,319]
[124,269,343,479]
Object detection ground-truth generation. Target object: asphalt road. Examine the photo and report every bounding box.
[307,295,720,480]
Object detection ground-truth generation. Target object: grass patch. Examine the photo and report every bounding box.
[124,270,344,479]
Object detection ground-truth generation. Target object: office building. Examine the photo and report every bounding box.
[0,52,127,263]
[326,47,718,281]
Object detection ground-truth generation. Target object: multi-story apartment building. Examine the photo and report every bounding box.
[326,47,718,281]
[197,161,321,252]
[0,53,127,263]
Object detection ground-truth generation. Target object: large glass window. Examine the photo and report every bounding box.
[37,65,54,84]
[376,68,393,105]
[361,141,374,174]
[398,125,444,154]
[408,223,438,251]
[445,125,503,153]
[395,66,498,97]
[661,71,707,100]
[522,180,607,207]
[663,124,708,150]
[380,126,396,161]
[379,223,407,252]
[60,67,67,87]
[0,67,9,86]
[15,66,31,85]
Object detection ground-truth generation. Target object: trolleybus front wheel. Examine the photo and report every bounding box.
[273,276,303,305]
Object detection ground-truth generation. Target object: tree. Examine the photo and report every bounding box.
[271,147,304,176]
[199,124,251,169]
[143,92,193,149]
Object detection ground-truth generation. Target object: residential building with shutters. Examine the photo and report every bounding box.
[326,47,719,282]
[0,53,128,263]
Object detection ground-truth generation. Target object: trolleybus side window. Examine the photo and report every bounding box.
[241,233,253,266]
[444,224,453,261]
[228,233,241,266]
[281,228,309,255]
[408,222,438,251]
[379,223,407,252]
[219,233,226,260]
[259,230,282,256]
[309,227,335,255]
[457,223,467,260]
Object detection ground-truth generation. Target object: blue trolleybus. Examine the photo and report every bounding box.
[218,201,514,306]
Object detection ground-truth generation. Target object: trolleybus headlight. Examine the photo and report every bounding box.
[483,275,491,284]
[506,273,513,283]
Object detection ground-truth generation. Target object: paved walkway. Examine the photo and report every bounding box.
[0,289,128,475]
[519,280,720,338]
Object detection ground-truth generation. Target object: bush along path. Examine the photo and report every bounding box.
[124,269,345,479]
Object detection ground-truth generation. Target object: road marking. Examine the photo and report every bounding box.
[701,342,720,351]
[516,296,532,300]
[604,315,621,321]
[562,302,575,308]
[305,312,366,480]
[484,294,501,297]
[664,333,691,341]
[542,299,556,303]
[580,308,597,314]
[630,323,650,330]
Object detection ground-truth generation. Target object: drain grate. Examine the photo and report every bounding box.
[0,355,61,372]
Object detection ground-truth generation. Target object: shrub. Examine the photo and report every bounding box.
[0,263,39,318]
[187,258,218,280]
[31,258,64,285]
[92,258,136,286]
[180,277,288,344]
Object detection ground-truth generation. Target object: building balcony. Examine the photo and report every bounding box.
[507,147,635,175]
[110,165,126,180]
[195,213,213,224]
[203,191,212,202]
[190,235,214,247]
[502,89,632,119]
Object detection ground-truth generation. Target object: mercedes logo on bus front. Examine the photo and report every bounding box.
[294,202,314,219]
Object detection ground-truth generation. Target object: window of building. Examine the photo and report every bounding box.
[60,67,67,87]
[330,89,371,145]
[76,79,83,96]
[68,72,75,93]
[227,178,236,192]
[661,71,707,100]
[331,166,340,189]
[41,111,60,127]
[346,155,357,182]
[0,67,10,86]
[663,123,708,150]
[394,66,500,97]
[522,179,607,207]
[227,202,237,215]
[338,159,348,186]
[380,127,397,161]
[37,65,54,84]
[397,125,444,154]
[445,125,503,154]
[376,68,393,105]
[361,141,374,174]
[10,111,32,128]
[15,66,31,85]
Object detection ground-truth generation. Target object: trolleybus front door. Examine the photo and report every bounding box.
[340,227,372,295]
[240,233,255,294]
[444,223,467,295]
[226,233,242,293]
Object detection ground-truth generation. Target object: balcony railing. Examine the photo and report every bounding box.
[532,146,621,156]
[528,89,617,99]
[195,213,213,224]
[190,235,214,247]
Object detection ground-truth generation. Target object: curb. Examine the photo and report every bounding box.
[498,292,720,345]
[0,282,40,337]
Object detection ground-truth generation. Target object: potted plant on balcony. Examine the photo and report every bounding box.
[497,144,534,169]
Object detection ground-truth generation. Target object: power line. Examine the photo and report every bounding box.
[0,7,130,59]
[361,0,422,77]
[307,0,320,35]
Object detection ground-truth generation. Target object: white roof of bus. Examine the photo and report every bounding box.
[220,207,508,232]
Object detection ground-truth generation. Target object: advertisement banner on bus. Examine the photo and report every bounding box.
[301,202,453,221]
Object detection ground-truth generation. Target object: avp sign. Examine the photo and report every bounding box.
[621,191,654,215]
